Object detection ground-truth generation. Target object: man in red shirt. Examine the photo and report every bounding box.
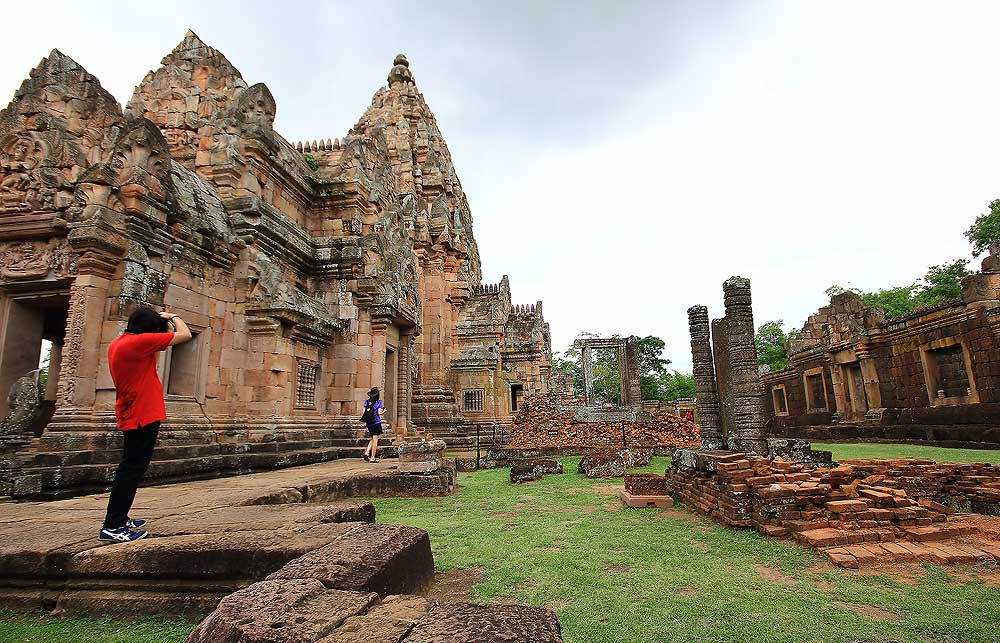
[99,307,192,543]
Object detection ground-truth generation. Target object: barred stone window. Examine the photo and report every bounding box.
[295,361,318,408]
[463,389,484,412]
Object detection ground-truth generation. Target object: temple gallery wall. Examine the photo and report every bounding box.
[0,32,552,499]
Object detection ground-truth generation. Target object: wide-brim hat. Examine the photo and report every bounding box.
[368,387,380,397]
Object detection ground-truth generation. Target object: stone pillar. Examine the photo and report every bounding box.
[616,346,628,406]
[855,343,883,412]
[687,305,724,450]
[722,276,768,456]
[396,331,415,434]
[581,344,593,406]
[56,274,114,414]
[623,337,642,408]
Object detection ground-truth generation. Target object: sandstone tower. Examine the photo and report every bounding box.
[0,32,551,498]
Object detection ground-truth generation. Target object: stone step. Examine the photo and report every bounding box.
[13,444,400,500]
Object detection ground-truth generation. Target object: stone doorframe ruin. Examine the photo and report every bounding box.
[572,336,642,408]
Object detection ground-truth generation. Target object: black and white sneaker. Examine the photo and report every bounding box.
[98,526,148,543]
[126,517,147,530]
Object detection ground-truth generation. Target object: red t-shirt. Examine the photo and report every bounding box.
[108,332,174,431]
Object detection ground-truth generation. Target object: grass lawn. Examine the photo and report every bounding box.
[0,611,196,643]
[2,444,999,643]
[373,455,1000,643]
[813,442,1000,464]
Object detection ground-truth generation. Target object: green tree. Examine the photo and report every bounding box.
[755,320,789,372]
[557,333,672,403]
[660,371,696,401]
[826,258,970,319]
[913,259,970,307]
[965,198,1000,257]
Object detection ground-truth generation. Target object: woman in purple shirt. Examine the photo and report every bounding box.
[362,387,383,462]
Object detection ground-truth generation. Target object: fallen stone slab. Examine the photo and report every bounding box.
[185,581,564,643]
[578,452,625,478]
[267,523,433,596]
[316,595,430,643]
[185,579,379,643]
[404,601,563,643]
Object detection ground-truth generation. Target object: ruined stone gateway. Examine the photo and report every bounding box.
[0,32,552,499]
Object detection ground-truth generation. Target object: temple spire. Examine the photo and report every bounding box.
[387,53,414,87]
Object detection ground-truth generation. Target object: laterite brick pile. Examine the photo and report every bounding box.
[666,450,1000,568]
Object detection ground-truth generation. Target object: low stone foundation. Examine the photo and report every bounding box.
[666,449,1000,567]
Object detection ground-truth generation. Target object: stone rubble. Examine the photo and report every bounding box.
[666,450,1000,567]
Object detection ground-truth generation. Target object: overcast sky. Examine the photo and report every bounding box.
[4,1,1000,371]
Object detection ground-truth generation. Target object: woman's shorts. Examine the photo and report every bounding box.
[367,423,383,436]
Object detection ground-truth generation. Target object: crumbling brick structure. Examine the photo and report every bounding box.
[764,247,1000,448]
[0,33,551,498]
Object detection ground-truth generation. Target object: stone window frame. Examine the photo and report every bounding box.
[802,367,829,413]
[294,360,320,410]
[159,323,208,405]
[918,337,979,407]
[463,388,484,413]
[771,384,789,417]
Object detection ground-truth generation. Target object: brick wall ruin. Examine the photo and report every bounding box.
[763,250,1000,448]
[0,33,551,498]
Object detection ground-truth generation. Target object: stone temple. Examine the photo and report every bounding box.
[0,31,552,499]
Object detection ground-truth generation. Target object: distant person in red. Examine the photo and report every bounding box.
[99,307,192,543]
[684,410,694,422]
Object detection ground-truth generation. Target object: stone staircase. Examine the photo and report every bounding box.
[410,385,511,449]
[3,415,397,500]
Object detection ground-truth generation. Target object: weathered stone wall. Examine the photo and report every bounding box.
[761,253,1000,446]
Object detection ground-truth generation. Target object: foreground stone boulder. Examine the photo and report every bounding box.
[397,439,448,474]
[185,579,378,643]
[267,523,434,596]
[510,462,544,483]
[185,579,563,643]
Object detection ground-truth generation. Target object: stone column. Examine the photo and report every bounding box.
[616,345,628,406]
[623,337,642,407]
[396,331,415,434]
[722,276,769,456]
[581,344,593,406]
[855,342,883,412]
[687,305,724,450]
[56,273,115,415]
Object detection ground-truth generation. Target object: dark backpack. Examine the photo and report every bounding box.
[360,400,375,424]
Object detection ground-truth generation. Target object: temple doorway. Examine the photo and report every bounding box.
[0,292,69,430]
[841,362,868,421]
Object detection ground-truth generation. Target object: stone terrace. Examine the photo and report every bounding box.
[0,458,563,642]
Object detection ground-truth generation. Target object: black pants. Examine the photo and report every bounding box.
[103,422,159,529]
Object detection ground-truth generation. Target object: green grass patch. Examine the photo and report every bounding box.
[373,455,1000,643]
[814,442,1000,464]
[0,609,196,643]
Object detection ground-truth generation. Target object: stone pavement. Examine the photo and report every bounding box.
[0,456,564,641]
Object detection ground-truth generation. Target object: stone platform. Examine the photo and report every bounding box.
[0,458,455,616]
